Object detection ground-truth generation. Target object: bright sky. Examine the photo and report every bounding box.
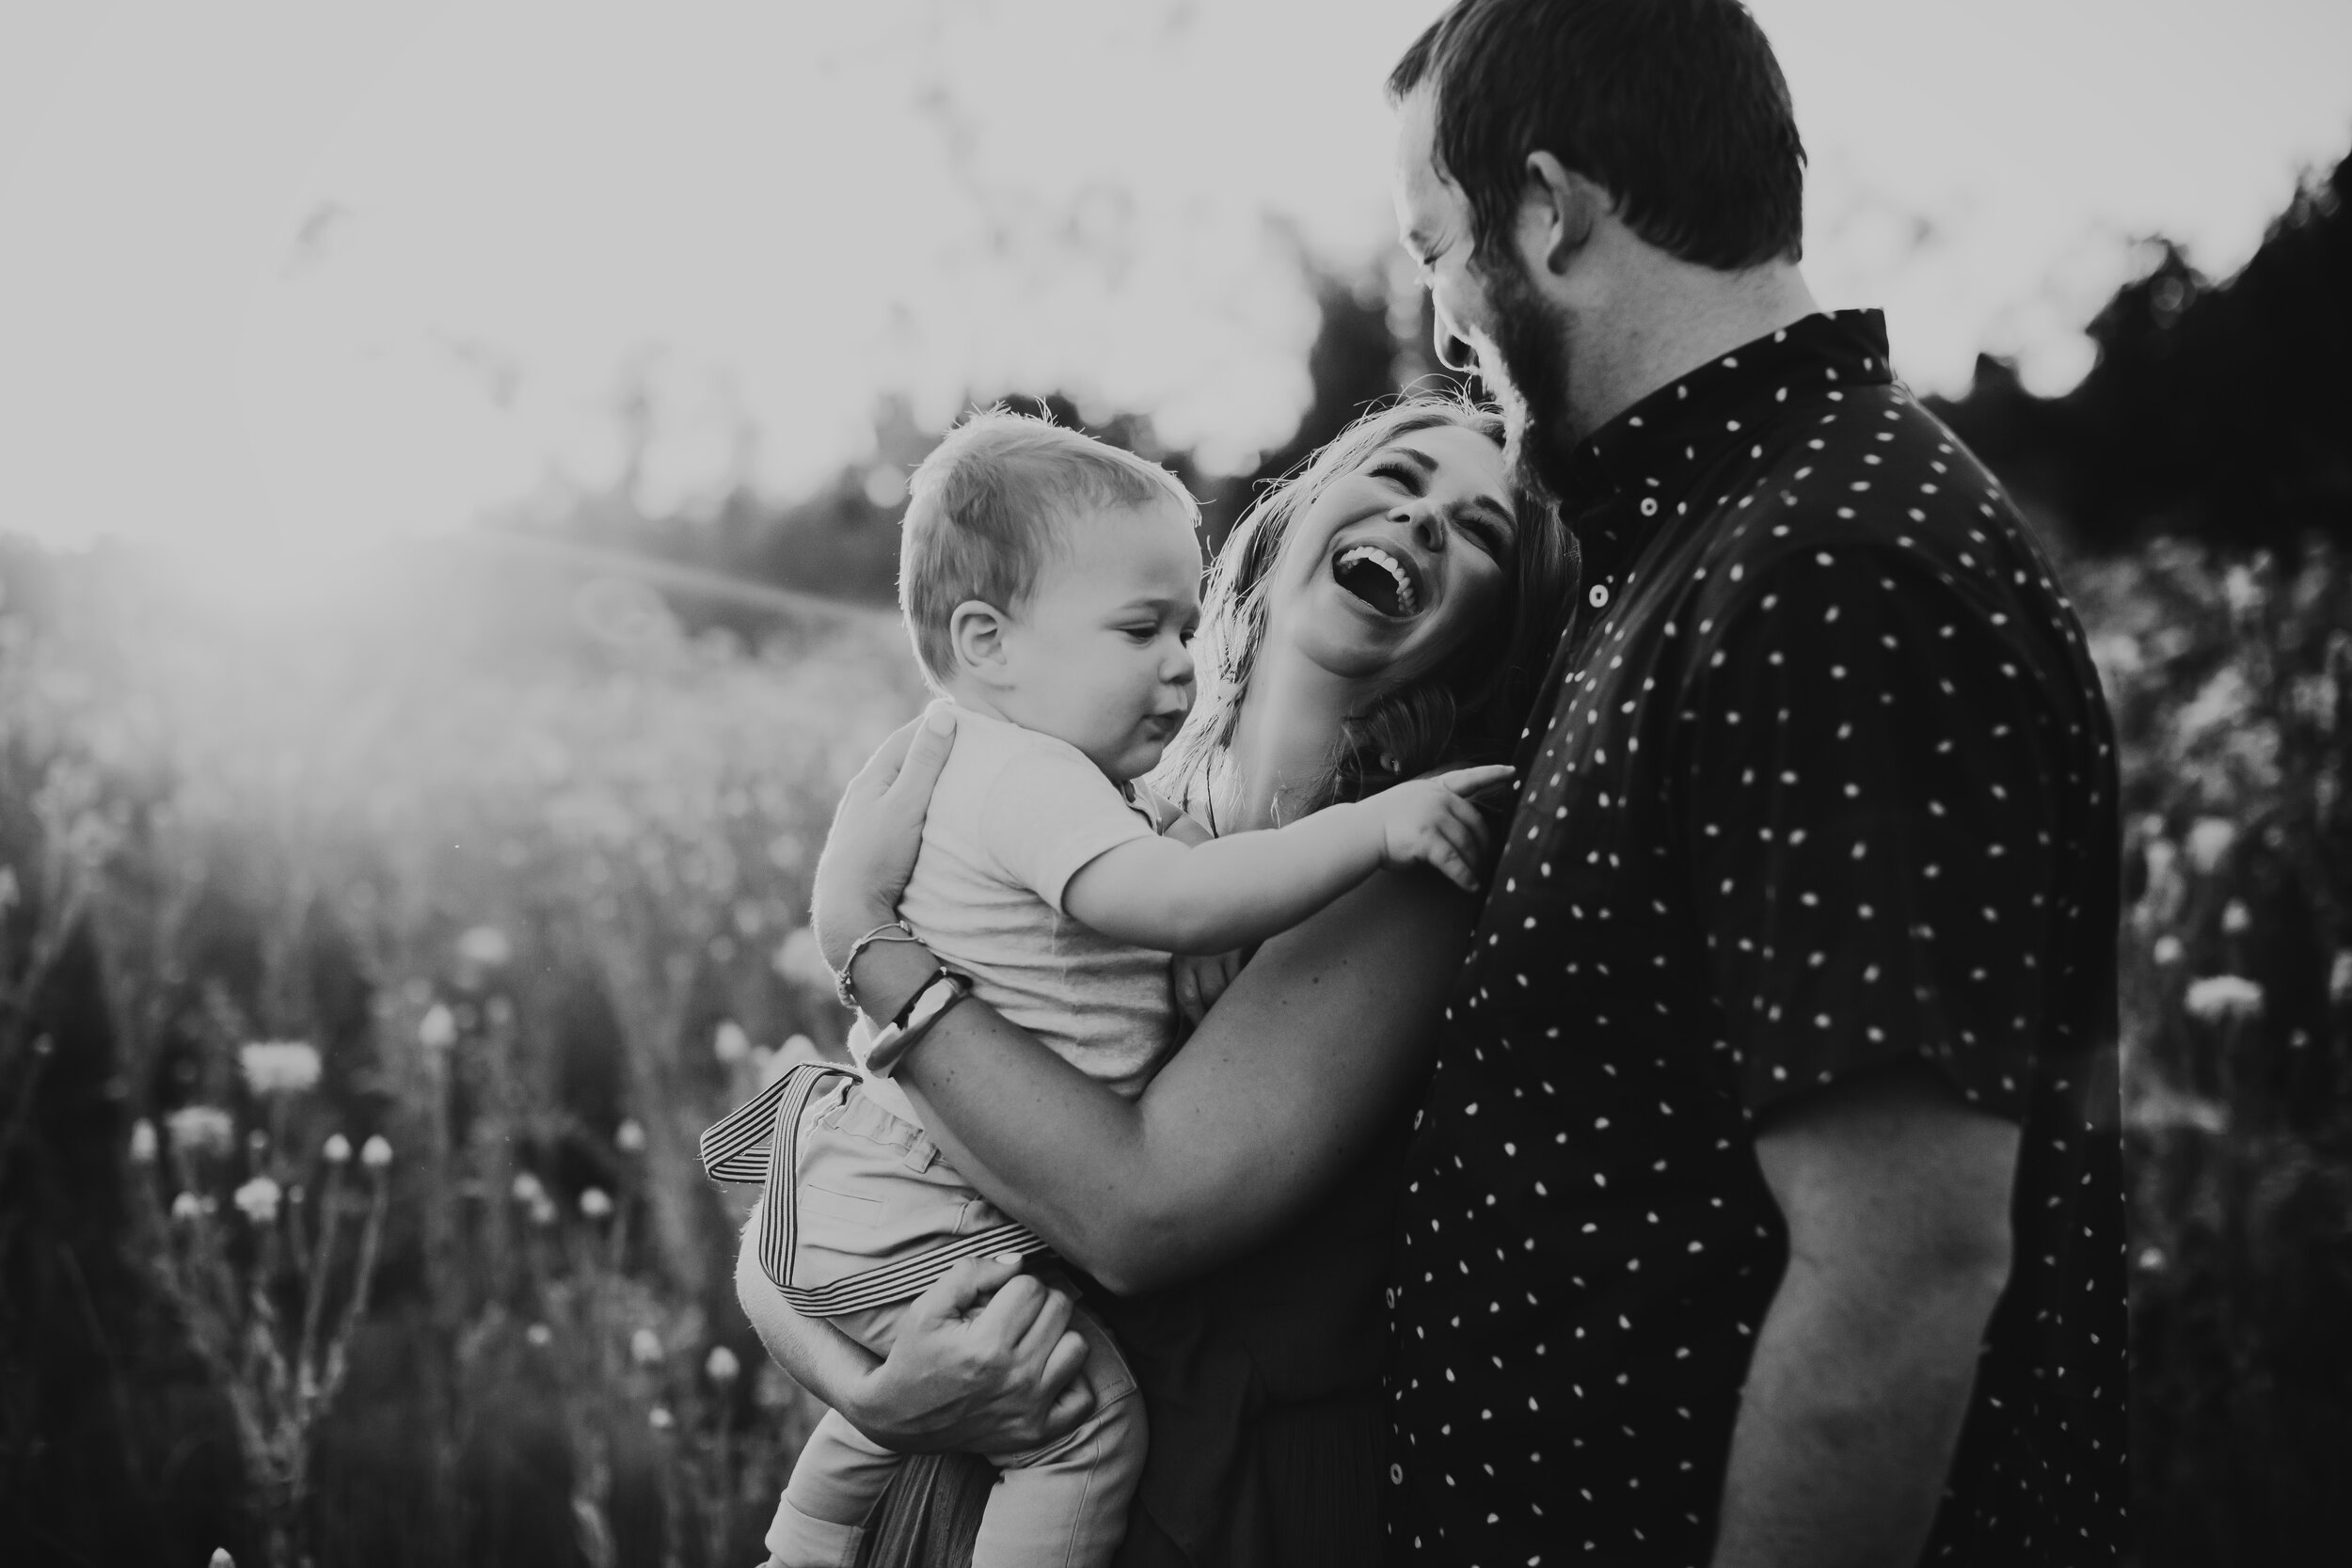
[2,0,2348,581]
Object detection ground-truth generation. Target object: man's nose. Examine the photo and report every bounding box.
[1434,324,1479,375]
[1431,300,1479,375]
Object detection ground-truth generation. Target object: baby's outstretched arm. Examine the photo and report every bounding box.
[1065,764,1512,956]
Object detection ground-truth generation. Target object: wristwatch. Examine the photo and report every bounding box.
[861,968,973,1078]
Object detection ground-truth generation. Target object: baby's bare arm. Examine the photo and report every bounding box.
[1064,765,1508,954]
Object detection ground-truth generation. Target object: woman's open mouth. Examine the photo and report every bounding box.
[1332,543,1423,620]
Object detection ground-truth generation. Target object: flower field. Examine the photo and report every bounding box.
[0,524,2345,1565]
[2074,540,2352,1563]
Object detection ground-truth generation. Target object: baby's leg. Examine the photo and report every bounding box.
[765,1405,905,1568]
[970,1300,1147,1568]
[761,1284,917,1566]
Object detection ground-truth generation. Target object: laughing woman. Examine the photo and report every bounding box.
[749,395,1568,1564]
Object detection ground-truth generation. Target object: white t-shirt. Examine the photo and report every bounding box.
[850,706,1178,1125]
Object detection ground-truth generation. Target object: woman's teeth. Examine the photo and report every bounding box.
[1336,544,1418,616]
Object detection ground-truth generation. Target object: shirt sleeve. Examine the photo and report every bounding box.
[977,738,1158,915]
[1676,546,2067,1124]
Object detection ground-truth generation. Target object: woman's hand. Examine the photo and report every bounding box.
[857,1255,1098,1452]
[813,702,959,972]
[737,1222,1094,1453]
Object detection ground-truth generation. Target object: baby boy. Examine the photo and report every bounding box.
[704,410,1502,1568]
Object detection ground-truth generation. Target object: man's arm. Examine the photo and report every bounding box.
[1710,1064,2018,1568]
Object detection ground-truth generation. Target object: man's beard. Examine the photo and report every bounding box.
[1474,252,1580,510]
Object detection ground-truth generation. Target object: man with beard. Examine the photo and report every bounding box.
[1383,3,2128,1565]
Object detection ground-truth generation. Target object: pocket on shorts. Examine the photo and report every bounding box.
[800,1181,884,1227]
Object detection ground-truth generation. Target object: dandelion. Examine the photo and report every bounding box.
[2333,951,2352,1006]
[171,1191,203,1223]
[630,1328,664,1366]
[166,1105,235,1157]
[2173,667,2251,746]
[129,1119,158,1164]
[2184,975,2264,1023]
[417,1004,458,1051]
[324,1132,352,1165]
[512,1170,547,1205]
[456,925,513,968]
[526,1323,552,1348]
[239,1041,322,1097]
[2220,900,2250,934]
[2087,633,2143,689]
[2221,562,2263,616]
[360,1134,393,1169]
[211,1549,236,1568]
[713,1021,752,1065]
[580,1187,613,1219]
[707,1345,740,1386]
[615,1118,646,1154]
[2184,817,2235,875]
[648,1406,675,1432]
[2153,936,2185,966]
[233,1176,283,1226]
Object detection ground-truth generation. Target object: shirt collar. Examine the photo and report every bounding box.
[1560,309,1896,587]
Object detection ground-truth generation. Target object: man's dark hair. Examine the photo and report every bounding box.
[1389,0,1805,272]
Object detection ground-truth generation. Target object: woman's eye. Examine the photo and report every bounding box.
[1456,515,1513,562]
[1371,460,1422,491]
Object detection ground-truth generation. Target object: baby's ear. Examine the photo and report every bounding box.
[947,599,1009,679]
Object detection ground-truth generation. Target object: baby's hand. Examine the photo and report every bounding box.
[1171,948,1246,1029]
[1370,765,1515,893]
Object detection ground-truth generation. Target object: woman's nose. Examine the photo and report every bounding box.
[1391,504,1447,552]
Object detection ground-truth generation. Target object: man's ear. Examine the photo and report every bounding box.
[948,599,1011,684]
[1519,150,1607,278]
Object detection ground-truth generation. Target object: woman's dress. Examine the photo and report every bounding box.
[851,1122,1407,1568]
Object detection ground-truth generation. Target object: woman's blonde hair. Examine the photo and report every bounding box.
[1154,391,1571,824]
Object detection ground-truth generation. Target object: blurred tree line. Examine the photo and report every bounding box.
[508,263,1445,614]
[525,148,2350,605]
[1932,150,2352,554]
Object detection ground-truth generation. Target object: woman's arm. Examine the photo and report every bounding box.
[734,1213,1097,1451]
[815,707,1474,1294]
[862,869,1472,1294]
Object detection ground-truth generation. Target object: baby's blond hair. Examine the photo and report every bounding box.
[898,409,1198,689]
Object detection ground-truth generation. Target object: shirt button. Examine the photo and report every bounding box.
[1640,497,1659,516]
[1588,584,1611,609]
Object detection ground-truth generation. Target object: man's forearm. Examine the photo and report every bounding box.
[1709,1253,2006,1568]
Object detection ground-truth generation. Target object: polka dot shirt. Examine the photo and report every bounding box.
[1386,311,2128,1565]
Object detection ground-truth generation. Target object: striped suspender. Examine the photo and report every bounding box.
[698,1062,1052,1319]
